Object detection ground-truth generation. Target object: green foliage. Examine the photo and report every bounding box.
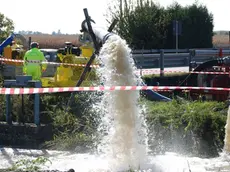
[126,2,167,49]
[0,89,101,151]
[141,72,188,88]
[0,13,14,42]
[145,99,228,149]
[0,61,101,151]
[44,108,98,150]
[164,2,213,48]
[142,72,188,78]
[40,92,102,150]
[7,156,51,172]
[107,0,214,49]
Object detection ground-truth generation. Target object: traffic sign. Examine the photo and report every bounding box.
[173,20,182,35]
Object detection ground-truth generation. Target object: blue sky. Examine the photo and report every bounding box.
[0,0,229,34]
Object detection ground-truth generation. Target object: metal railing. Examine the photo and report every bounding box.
[132,48,230,76]
[2,48,230,78]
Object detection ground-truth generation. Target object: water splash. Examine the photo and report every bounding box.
[224,105,230,152]
[2,34,230,172]
[95,34,149,171]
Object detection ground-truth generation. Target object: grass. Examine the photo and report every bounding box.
[39,91,102,151]
[145,99,227,132]
[40,95,230,156]
[142,72,188,87]
[144,98,228,157]
[6,156,52,172]
[44,108,97,151]
[1,95,230,171]
[5,156,142,172]
[142,72,189,78]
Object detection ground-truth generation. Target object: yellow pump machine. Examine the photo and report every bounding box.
[41,33,98,87]
[2,41,25,65]
[0,33,98,87]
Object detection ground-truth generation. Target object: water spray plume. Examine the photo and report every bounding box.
[224,105,230,153]
[80,8,151,171]
[96,34,149,171]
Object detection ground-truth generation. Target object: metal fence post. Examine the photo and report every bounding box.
[140,48,144,76]
[34,81,41,126]
[189,50,192,72]
[6,95,12,125]
[28,37,31,50]
[160,49,164,77]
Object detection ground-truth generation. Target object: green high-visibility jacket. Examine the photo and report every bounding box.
[23,48,47,80]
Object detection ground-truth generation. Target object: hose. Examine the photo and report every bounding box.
[179,60,220,86]
[173,59,224,96]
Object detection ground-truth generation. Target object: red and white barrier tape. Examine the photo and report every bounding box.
[0,57,100,68]
[191,71,229,75]
[1,86,230,95]
[135,70,186,74]
[135,70,230,75]
[1,57,229,75]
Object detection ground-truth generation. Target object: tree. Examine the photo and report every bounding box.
[164,2,213,48]
[106,0,214,49]
[127,2,167,49]
[0,13,14,42]
[106,0,167,49]
[163,2,186,49]
[184,3,213,48]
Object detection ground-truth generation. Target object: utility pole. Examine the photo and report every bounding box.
[229,31,230,49]
[176,20,178,53]
[173,20,181,53]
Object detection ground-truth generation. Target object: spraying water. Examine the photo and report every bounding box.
[2,20,230,171]
[224,106,230,152]
[2,33,230,172]
[96,34,149,171]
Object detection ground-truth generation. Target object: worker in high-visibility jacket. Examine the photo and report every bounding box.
[23,42,47,80]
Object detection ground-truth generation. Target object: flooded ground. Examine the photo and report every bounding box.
[1,147,230,172]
